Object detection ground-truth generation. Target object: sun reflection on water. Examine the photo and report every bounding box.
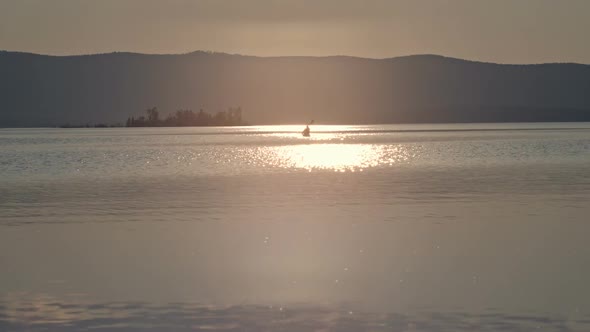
[262,144,412,172]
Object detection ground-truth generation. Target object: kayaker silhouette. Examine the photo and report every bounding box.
[302,120,314,137]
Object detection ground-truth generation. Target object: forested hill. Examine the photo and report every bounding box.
[1,50,590,127]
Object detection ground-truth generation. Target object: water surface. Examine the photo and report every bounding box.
[1,123,590,331]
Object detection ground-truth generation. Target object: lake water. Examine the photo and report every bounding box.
[1,123,590,331]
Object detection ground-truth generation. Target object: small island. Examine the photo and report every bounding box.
[126,107,246,127]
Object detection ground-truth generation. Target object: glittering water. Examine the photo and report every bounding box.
[1,123,590,331]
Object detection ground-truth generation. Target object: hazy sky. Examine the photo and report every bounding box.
[1,0,589,63]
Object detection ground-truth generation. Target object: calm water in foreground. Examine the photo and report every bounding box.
[1,123,590,331]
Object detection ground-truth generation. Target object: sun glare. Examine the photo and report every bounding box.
[263,143,411,172]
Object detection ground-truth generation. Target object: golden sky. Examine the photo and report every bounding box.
[1,0,589,63]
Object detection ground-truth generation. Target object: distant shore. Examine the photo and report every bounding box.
[125,107,246,127]
[58,107,248,128]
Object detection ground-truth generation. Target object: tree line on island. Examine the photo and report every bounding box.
[126,107,245,127]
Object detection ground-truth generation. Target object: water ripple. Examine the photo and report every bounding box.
[1,297,588,332]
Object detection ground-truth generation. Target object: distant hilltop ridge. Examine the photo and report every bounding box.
[2,50,588,65]
[1,50,589,127]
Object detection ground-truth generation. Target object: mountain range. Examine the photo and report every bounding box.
[1,50,589,127]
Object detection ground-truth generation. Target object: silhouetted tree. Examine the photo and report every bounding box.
[197,109,209,126]
[227,107,242,126]
[146,107,159,126]
[213,111,226,126]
